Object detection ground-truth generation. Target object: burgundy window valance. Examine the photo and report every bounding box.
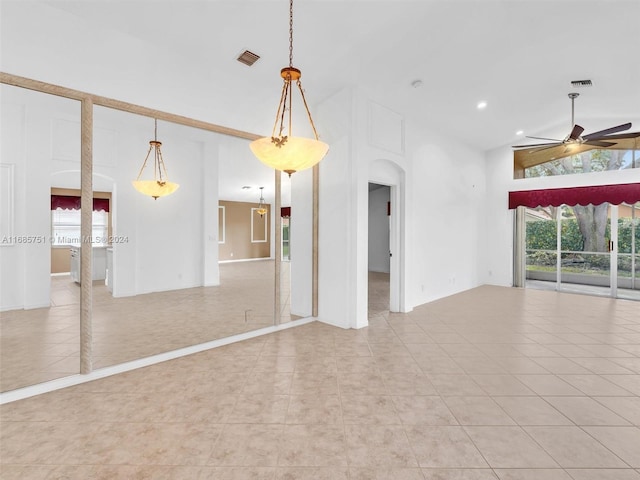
[281,207,291,218]
[51,195,110,212]
[508,182,640,209]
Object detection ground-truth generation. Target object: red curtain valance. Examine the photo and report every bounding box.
[509,182,640,209]
[281,207,291,218]
[51,195,110,212]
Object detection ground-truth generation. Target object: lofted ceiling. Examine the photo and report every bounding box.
[33,0,640,153]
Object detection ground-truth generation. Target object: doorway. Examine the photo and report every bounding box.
[368,183,390,315]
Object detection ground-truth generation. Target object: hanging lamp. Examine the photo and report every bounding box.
[132,119,180,200]
[249,0,329,176]
[256,187,268,217]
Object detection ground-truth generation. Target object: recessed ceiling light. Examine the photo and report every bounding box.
[516,130,524,135]
[477,101,487,110]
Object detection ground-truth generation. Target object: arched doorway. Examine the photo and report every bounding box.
[368,159,406,315]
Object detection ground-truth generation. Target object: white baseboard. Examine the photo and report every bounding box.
[219,257,273,264]
[0,317,316,405]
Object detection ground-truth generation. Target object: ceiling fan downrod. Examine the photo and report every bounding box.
[568,92,579,129]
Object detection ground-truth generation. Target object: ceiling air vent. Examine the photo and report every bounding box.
[570,79,593,88]
[237,50,260,66]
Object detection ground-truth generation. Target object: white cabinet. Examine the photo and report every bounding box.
[69,246,107,284]
[70,247,80,283]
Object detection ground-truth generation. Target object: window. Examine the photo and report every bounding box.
[524,148,639,178]
[51,209,109,246]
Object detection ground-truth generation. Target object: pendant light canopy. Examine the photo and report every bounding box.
[256,186,268,217]
[132,119,179,200]
[249,0,329,176]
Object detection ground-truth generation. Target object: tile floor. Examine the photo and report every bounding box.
[1,284,640,479]
[1,260,296,392]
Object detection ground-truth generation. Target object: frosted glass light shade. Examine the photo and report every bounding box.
[132,180,180,200]
[250,136,329,175]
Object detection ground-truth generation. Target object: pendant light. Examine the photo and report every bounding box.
[256,187,268,217]
[249,0,329,176]
[132,119,179,200]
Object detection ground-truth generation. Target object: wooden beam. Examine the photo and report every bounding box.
[0,72,260,140]
[80,98,93,374]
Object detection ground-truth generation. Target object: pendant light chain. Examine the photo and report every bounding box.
[273,81,289,139]
[135,119,168,184]
[298,80,320,141]
[136,144,153,181]
[157,144,167,184]
[154,119,159,182]
[286,0,294,137]
[249,0,329,176]
[289,0,319,141]
[289,0,294,68]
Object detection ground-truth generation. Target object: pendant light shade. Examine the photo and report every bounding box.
[132,119,179,200]
[132,177,180,199]
[249,0,329,176]
[250,135,329,176]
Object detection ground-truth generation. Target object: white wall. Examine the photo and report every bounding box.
[316,88,356,328]
[405,118,487,307]
[0,86,81,310]
[368,185,390,273]
[316,86,487,328]
[289,168,313,317]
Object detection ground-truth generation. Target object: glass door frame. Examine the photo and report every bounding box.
[517,203,638,300]
[614,202,640,300]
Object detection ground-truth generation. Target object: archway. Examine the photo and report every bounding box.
[368,159,406,314]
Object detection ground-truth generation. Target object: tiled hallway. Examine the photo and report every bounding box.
[1,285,640,479]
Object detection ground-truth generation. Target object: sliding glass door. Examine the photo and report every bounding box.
[523,203,640,300]
[616,202,640,300]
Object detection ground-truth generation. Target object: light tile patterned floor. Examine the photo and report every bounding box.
[1,260,293,392]
[1,284,640,479]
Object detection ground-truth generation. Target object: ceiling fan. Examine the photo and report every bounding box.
[513,93,640,155]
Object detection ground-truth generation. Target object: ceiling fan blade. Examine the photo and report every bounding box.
[569,124,585,140]
[586,131,640,141]
[526,135,563,142]
[583,122,632,140]
[584,140,616,148]
[513,142,562,149]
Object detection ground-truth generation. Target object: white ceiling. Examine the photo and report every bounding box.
[37,0,640,153]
